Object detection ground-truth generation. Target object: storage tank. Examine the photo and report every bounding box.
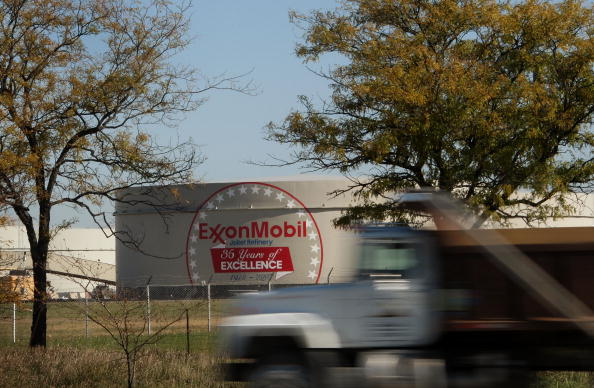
[116,179,594,290]
[115,177,359,288]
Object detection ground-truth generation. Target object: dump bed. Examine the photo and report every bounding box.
[437,227,594,328]
[433,227,594,367]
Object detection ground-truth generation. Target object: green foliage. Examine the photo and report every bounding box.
[272,0,594,227]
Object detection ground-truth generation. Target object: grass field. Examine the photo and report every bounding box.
[1,299,594,387]
[0,299,238,387]
[0,298,231,346]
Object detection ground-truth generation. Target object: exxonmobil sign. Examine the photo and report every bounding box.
[197,221,308,244]
[185,182,324,284]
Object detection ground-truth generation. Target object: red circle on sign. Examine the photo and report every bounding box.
[185,182,324,284]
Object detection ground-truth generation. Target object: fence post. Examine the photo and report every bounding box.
[12,302,16,344]
[207,283,211,332]
[185,309,190,357]
[85,295,89,338]
[146,284,151,335]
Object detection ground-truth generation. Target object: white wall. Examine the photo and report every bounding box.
[0,226,115,295]
[0,226,115,265]
[116,178,359,287]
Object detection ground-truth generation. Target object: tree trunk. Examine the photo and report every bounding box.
[11,206,48,347]
[127,352,135,388]
[29,205,51,347]
[29,249,47,347]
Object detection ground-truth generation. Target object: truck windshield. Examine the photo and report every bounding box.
[358,240,421,280]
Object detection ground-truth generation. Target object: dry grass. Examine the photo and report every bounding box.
[2,301,594,387]
[0,346,239,388]
[1,345,593,388]
[531,371,594,388]
[0,299,239,387]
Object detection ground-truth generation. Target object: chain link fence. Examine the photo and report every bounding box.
[0,284,228,346]
[0,265,355,346]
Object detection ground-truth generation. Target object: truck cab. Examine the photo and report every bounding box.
[350,226,440,347]
[219,226,444,386]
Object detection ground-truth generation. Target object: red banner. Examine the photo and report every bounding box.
[211,247,294,273]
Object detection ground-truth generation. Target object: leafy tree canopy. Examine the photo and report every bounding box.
[269,0,594,227]
[0,0,248,346]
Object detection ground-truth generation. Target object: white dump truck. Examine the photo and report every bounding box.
[219,193,594,387]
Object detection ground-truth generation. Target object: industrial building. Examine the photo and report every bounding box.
[0,226,115,298]
[2,176,592,297]
[115,176,594,291]
[115,176,360,289]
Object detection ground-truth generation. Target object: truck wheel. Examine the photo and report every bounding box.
[249,353,310,388]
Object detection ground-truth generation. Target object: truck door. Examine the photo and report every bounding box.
[356,234,440,347]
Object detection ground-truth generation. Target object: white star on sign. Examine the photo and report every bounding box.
[263,187,272,196]
[297,210,305,218]
[308,270,317,279]
[190,234,198,243]
[216,193,225,202]
[192,273,200,282]
[189,247,196,256]
[190,260,197,268]
[206,202,215,210]
[287,200,296,208]
[251,185,261,194]
[306,219,313,228]
[198,211,207,220]
[308,231,317,240]
[239,185,248,195]
[310,244,320,253]
[227,188,235,197]
[276,192,285,202]
[310,257,320,266]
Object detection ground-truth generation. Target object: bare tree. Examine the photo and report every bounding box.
[84,290,185,388]
[58,248,209,387]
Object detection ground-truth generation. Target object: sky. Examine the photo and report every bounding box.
[171,0,342,182]
[50,0,344,227]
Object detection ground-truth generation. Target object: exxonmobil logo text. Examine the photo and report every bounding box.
[198,220,308,244]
